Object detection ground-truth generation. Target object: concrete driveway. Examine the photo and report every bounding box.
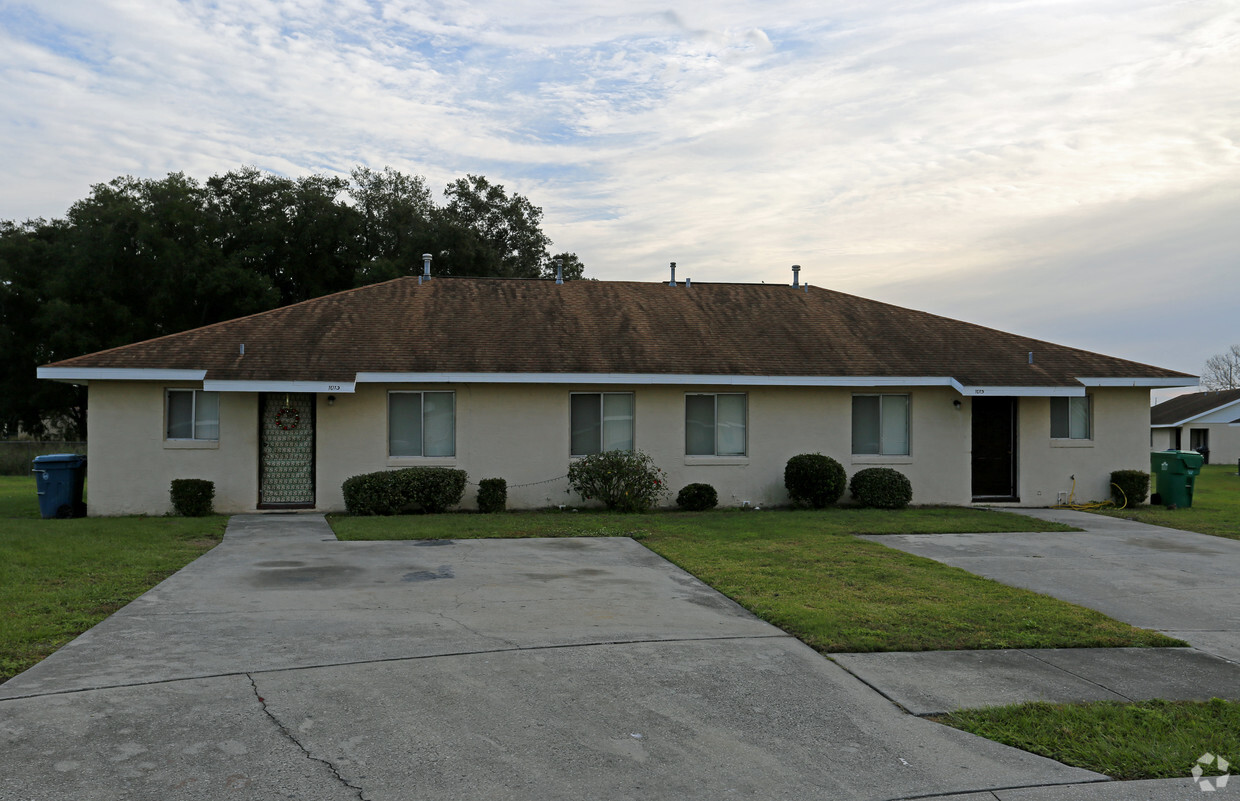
[0,515,1108,801]
[863,508,1240,664]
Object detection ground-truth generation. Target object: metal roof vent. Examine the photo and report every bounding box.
[556,258,564,285]
[791,264,801,288]
[668,261,677,286]
[423,253,432,278]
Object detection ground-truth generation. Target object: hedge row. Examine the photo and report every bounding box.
[342,467,468,515]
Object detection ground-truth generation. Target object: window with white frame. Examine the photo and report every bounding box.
[166,389,220,441]
[685,393,747,456]
[852,394,909,455]
[389,391,455,457]
[1050,396,1091,439]
[570,393,634,456]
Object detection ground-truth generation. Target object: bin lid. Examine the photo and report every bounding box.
[31,453,86,465]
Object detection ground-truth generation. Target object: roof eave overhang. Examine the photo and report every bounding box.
[37,367,208,384]
[38,368,1193,396]
[1152,396,1240,428]
[1077,377,1198,388]
[202,380,357,394]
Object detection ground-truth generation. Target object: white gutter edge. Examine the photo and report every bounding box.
[202,380,356,394]
[37,367,207,383]
[1078,377,1198,388]
[354,372,964,388]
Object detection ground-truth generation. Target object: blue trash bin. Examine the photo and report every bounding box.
[31,453,87,519]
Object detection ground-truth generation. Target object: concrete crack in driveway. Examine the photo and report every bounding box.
[247,673,367,800]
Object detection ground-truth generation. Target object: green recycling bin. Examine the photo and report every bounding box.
[1150,450,1203,508]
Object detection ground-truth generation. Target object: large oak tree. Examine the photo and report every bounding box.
[0,167,583,438]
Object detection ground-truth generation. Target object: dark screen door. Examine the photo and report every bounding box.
[972,397,1017,500]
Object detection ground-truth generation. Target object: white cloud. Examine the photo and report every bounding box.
[1,0,1237,375]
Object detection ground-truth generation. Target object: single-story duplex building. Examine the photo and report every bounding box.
[1151,389,1240,465]
[39,273,1195,515]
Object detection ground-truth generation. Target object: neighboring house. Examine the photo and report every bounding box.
[1151,389,1240,465]
[38,274,1195,515]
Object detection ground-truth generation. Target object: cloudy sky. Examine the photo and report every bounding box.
[2,0,1236,387]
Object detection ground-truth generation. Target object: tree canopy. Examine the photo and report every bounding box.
[1202,345,1240,391]
[0,167,586,438]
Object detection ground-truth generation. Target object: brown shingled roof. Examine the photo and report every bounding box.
[1151,389,1240,426]
[44,277,1192,387]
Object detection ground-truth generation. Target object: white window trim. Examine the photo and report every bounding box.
[569,392,635,457]
[685,393,748,457]
[387,390,456,460]
[852,393,910,456]
[165,388,220,448]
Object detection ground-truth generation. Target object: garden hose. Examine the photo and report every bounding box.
[1053,476,1127,511]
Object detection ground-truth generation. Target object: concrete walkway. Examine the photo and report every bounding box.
[1,512,1233,800]
[843,509,1240,717]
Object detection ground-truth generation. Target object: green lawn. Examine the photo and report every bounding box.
[331,507,1182,653]
[0,477,225,683]
[934,699,1240,781]
[1093,464,1240,539]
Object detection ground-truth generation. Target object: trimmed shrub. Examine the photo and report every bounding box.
[849,467,913,509]
[341,471,404,515]
[342,467,468,515]
[567,450,669,512]
[477,478,508,514]
[1110,469,1150,507]
[676,482,718,511]
[170,478,215,517]
[784,453,846,508]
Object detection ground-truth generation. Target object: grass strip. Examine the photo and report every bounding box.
[0,477,225,683]
[331,506,1182,653]
[1092,465,1240,540]
[932,699,1240,780]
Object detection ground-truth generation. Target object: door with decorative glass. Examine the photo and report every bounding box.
[259,393,315,507]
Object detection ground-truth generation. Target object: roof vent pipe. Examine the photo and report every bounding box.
[669,261,677,286]
[686,277,691,287]
[422,253,432,279]
[555,258,564,285]
[1028,351,1034,364]
[791,264,801,288]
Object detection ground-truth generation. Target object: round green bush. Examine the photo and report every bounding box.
[676,483,718,511]
[170,478,215,517]
[848,467,913,509]
[477,478,507,513]
[1109,469,1150,507]
[784,453,846,508]
[567,450,669,512]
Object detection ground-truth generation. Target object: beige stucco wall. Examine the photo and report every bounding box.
[83,381,1156,515]
[86,382,259,516]
[1012,389,1154,505]
[317,383,974,511]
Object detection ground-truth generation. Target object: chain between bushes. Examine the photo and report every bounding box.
[465,474,570,490]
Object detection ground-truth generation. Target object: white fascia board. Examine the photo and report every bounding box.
[202,380,356,394]
[1077,377,1198,388]
[354,372,962,388]
[957,385,1085,397]
[37,367,207,383]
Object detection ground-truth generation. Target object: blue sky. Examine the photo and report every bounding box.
[1,0,1236,387]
